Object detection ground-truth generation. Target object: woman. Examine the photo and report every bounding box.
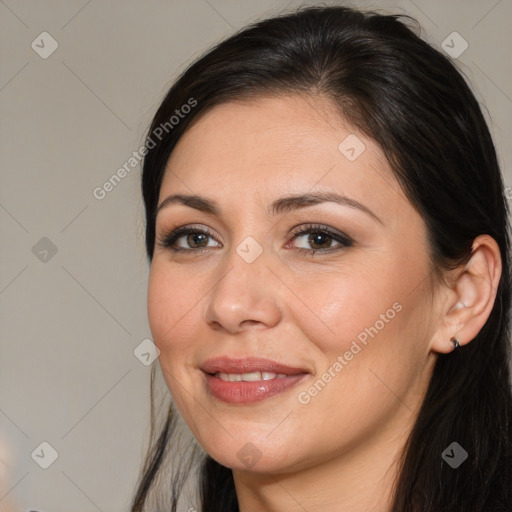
[131,5,512,511]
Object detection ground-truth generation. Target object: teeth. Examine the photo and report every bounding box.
[215,371,288,382]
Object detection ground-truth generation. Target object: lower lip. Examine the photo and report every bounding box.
[203,372,308,404]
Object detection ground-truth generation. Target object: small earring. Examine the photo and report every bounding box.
[450,336,461,351]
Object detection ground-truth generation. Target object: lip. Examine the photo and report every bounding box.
[201,357,310,404]
[201,356,309,376]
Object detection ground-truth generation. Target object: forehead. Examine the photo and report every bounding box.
[159,94,407,224]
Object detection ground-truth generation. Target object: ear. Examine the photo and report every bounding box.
[430,234,502,354]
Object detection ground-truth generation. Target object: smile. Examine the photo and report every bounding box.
[214,371,288,381]
[201,356,310,404]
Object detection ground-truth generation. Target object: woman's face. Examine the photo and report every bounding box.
[148,94,440,474]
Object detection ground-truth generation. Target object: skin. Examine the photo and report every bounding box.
[147,94,501,512]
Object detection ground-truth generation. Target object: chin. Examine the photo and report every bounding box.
[197,433,301,474]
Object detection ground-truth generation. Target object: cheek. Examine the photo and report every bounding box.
[147,264,199,363]
[288,286,421,464]
[292,262,399,357]
[291,254,426,407]
[147,266,199,410]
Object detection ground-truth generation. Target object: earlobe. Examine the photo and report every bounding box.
[430,235,502,354]
[450,336,461,350]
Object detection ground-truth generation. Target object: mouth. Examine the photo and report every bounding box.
[200,356,310,404]
[212,371,289,382]
[201,356,308,375]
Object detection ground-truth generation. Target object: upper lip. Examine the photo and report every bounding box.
[201,357,309,376]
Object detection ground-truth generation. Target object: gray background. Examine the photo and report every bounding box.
[1,0,511,510]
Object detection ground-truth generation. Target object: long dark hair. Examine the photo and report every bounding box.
[131,5,512,511]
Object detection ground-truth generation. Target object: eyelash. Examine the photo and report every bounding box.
[156,223,354,256]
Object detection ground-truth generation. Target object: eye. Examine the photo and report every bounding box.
[156,223,354,256]
[288,224,353,255]
[156,226,221,253]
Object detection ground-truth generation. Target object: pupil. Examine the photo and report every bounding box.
[188,233,207,247]
[309,233,330,249]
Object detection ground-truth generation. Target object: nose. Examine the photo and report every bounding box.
[203,248,283,334]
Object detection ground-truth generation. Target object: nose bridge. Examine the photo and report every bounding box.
[203,235,282,333]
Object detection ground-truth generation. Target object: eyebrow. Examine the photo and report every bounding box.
[155,192,383,225]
